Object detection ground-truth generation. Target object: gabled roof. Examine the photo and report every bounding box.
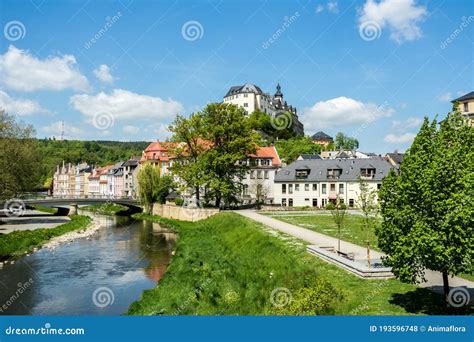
[385,152,405,165]
[249,146,281,167]
[299,154,322,160]
[311,131,333,141]
[452,91,474,102]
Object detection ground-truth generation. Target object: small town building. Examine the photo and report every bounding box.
[452,91,474,124]
[311,131,333,147]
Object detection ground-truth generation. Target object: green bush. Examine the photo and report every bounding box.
[175,198,184,206]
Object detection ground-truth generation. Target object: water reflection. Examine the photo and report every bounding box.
[0,212,175,315]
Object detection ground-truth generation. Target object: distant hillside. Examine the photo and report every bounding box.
[36,139,150,187]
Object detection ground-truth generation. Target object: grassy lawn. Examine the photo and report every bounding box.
[128,212,464,315]
[0,215,91,260]
[265,212,380,251]
[81,203,128,215]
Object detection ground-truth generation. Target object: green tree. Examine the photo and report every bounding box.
[137,163,161,214]
[377,109,474,301]
[334,132,359,150]
[198,103,258,207]
[326,196,347,252]
[275,136,322,164]
[357,179,379,268]
[169,114,206,200]
[0,111,40,200]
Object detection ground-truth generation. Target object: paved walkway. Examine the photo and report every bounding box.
[236,210,474,293]
[0,210,70,234]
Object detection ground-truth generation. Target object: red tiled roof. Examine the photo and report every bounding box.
[249,146,281,167]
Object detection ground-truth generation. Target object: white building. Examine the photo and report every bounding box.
[223,83,304,135]
[240,146,281,204]
[274,158,394,208]
[123,158,140,198]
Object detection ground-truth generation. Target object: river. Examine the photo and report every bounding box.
[0,211,176,315]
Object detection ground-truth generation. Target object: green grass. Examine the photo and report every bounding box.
[81,203,128,215]
[0,215,91,260]
[265,212,380,251]
[128,213,464,315]
[31,204,58,214]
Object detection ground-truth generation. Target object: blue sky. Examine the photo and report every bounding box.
[0,0,472,153]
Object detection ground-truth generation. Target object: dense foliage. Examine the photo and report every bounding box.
[334,132,359,150]
[137,164,174,213]
[274,136,322,164]
[377,109,474,299]
[248,109,296,141]
[0,111,40,200]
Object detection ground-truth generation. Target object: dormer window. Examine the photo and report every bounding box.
[360,167,376,179]
[327,168,342,179]
[295,169,310,179]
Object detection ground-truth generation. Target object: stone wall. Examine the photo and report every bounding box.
[152,204,219,222]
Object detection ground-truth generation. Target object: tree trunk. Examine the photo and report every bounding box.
[367,239,371,269]
[338,224,341,252]
[442,271,450,304]
[215,194,221,208]
[195,186,200,201]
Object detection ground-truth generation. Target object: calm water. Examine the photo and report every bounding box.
[0,212,176,315]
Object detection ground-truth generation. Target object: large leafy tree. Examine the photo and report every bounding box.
[199,103,258,207]
[137,163,174,213]
[275,136,322,164]
[0,111,40,200]
[377,109,473,301]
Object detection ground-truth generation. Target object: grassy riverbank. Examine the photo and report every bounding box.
[31,204,58,214]
[0,215,91,260]
[81,203,128,215]
[128,213,458,315]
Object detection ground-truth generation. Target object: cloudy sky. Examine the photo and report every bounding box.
[0,0,472,153]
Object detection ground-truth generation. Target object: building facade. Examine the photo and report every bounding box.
[223,83,304,136]
[452,91,474,125]
[274,158,394,208]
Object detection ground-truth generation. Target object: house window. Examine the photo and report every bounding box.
[295,184,300,191]
[322,184,327,194]
[257,171,263,179]
[288,198,293,207]
[282,198,287,206]
[312,199,318,207]
[289,184,293,194]
[282,184,287,194]
[312,184,317,191]
[244,93,248,98]
[349,199,354,207]
[243,184,249,195]
[464,102,469,112]
[321,198,327,207]
[377,184,381,190]
[305,184,309,191]
[243,103,249,107]
[250,171,255,179]
[330,184,336,192]
[339,184,344,194]
[264,171,269,179]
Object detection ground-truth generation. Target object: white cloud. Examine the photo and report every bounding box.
[301,96,394,130]
[0,91,49,115]
[40,121,85,140]
[327,1,339,13]
[384,132,416,144]
[358,0,427,43]
[94,64,114,84]
[0,46,90,92]
[392,117,422,129]
[122,125,140,135]
[70,89,183,122]
[438,92,452,102]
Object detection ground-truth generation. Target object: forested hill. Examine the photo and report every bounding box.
[36,139,150,187]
